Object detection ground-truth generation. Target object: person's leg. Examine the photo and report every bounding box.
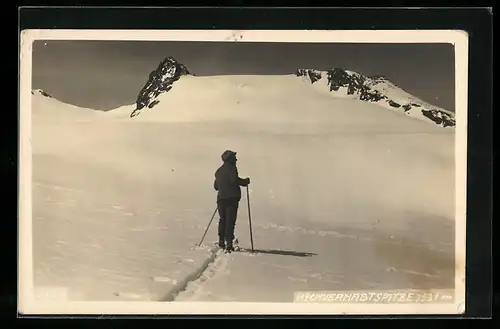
[217,200,227,248]
[225,200,239,250]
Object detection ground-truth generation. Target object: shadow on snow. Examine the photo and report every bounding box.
[242,248,317,257]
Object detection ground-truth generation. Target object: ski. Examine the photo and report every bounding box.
[194,238,254,254]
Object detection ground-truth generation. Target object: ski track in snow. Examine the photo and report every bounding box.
[172,245,256,302]
[161,245,223,301]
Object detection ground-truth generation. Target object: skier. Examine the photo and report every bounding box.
[213,150,250,252]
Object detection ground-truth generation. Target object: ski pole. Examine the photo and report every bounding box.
[198,206,218,247]
[246,185,255,253]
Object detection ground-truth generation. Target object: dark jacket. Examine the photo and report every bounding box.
[214,162,249,201]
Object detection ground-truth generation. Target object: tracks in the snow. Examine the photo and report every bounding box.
[161,246,228,302]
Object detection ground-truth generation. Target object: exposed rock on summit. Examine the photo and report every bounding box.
[295,69,322,84]
[295,67,455,128]
[32,89,53,98]
[130,57,191,118]
[421,109,455,128]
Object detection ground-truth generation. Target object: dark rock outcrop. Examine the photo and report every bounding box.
[130,57,191,118]
[32,89,52,98]
[421,109,456,128]
[296,68,388,103]
[403,104,412,112]
[326,69,388,102]
[388,100,401,108]
[326,68,365,95]
[295,69,322,84]
[358,87,387,102]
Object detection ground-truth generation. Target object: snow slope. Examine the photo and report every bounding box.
[30,74,456,304]
[31,89,102,122]
[295,68,455,128]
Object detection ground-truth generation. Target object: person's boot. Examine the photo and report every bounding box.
[218,239,225,249]
[225,240,234,253]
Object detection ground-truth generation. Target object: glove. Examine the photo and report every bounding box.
[245,177,251,185]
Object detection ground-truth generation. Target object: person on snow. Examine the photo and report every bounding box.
[213,150,250,252]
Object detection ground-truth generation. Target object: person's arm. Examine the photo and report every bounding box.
[238,177,250,186]
[234,167,250,186]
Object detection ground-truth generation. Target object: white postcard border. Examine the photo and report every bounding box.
[18,29,468,315]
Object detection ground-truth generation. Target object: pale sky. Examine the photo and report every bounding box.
[32,41,455,112]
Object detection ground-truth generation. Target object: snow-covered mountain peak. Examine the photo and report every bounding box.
[131,56,191,117]
[123,61,454,128]
[295,67,455,128]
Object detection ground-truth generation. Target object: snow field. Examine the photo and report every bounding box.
[30,74,455,302]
